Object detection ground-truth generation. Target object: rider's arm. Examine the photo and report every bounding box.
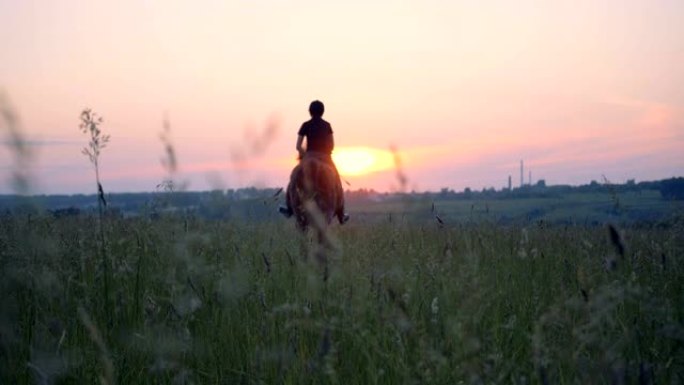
[296,135,305,157]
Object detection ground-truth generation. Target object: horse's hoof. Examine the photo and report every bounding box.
[279,205,293,218]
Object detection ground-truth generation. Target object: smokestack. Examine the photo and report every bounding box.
[520,160,524,188]
[508,175,512,191]
[529,170,532,186]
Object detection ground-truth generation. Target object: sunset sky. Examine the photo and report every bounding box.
[1,0,683,194]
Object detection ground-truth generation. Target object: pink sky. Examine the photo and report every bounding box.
[1,0,683,194]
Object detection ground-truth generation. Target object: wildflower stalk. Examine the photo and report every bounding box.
[79,108,111,320]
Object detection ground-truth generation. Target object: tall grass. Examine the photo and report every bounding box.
[0,212,681,384]
[1,92,32,194]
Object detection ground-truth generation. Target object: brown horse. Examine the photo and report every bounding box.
[286,155,343,236]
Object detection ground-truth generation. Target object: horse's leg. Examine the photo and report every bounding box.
[312,227,329,282]
[298,228,308,262]
[296,226,327,276]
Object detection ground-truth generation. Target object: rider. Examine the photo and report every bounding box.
[279,100,349,224]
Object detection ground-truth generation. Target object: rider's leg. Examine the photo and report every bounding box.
[328,158,349,224]
[279,173,296,218]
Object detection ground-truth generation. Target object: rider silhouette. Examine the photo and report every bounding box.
[280,100,349,224]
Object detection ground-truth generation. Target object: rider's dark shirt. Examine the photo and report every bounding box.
[298,117,333,155]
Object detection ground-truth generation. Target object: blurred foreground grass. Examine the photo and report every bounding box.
[1,211,682,384]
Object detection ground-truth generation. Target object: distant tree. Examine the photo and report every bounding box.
[51,207,81,218]
[659,177,684,200]
[536,179,546,188]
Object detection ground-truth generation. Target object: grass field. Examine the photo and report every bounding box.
[1,203,682,384]
[350,190,677,226]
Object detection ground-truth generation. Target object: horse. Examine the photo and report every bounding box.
[286,154,343,241]
[284,154,344,280]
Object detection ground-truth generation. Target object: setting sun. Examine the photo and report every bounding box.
[332,147,395,177]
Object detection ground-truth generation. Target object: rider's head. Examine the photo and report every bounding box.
[309,100,324,118]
